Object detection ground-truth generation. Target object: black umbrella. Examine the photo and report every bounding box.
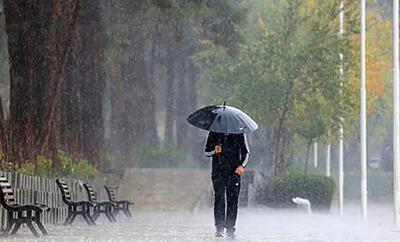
[187,103,258,134]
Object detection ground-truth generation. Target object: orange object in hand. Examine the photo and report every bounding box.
[235,165,245,176]
[215,145,222,154]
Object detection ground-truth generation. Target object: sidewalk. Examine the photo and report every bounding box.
[3,203,400,241]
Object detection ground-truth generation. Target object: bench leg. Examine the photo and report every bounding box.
[26,210,40,238]
[123,208,131,217]
[82,206,95,226]
[122,204,132,218]
[10,211,23,235]
[82,213,95,226]
[82,212,91,225]
[68,213,77,225]
[26,221,39,238]
[105,212,113,222]
[64,213,72,225]
[3,220,14,235]
[87,213,96,225]
[107,206,117,222]
[111,209,117,222]
[10,222,21,235]
[35,220,48,236]
[34,213,48,236]
[113,207,121,216]
[64,207,73,225]
[104,206,115,223]
[92,207,100,222]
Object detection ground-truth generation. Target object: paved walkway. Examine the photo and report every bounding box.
[3,204,400,241]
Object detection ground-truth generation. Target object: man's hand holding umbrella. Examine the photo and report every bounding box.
[215,145,222,154]
[214,144,246,176]
[235,165,245,176]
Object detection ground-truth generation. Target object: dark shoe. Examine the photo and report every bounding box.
[215,227,224,238]
[226,228,235,239]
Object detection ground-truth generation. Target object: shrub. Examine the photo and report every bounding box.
[17,156,52,176]
[36,156,53,176]
[0,149,5,161]
[58,151,99,179]
[58,151,74,177]
[12,151,99,179]
[18,162,35,176]
[264,173,335,210]
[344,170,392,199]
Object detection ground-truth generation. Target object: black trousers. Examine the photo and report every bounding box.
[212,171,241,231]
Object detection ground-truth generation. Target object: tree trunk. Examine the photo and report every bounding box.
[4,0,108,171]
[5,0,36,164]
[0,96,7,166]
[60,34,84,160]
[145,33,159,147]
[186,62,201,162]
[305,141,312,175]
[164,41,176,146]
[39,0,80,161]
[108,1,154,168]
[79,0,105,168]
[273,78,294,176]
[273,125,286,176]
[109,62,131,166]
[175,56,188,153]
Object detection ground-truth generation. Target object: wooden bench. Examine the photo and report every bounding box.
[83,183,116,222]
[0,176,49,237]
[56,179,95,226]
[104,185,133,218]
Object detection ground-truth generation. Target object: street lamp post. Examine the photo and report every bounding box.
[338,0,344,216]
[393,0,400,230]
[314,142,318,167]
[326,141,331,177]
[360,0,368,222]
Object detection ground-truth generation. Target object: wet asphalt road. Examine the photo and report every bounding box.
[2,203,400,242]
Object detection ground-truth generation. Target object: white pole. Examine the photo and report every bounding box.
[339,0,344,216]
[360,0,368,222]
[393,0,400,230]
[339,119,344,215]
[314,142,318,167]
[326,143,331,177]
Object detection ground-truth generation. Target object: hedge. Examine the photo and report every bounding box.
[344,170,392,199]
[257,173,335,210]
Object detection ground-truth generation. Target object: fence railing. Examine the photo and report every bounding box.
[0,171,117,229]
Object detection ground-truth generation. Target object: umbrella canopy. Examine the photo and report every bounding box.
[187,104,258,134]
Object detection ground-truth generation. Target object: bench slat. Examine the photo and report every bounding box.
[0,182,12,187]
[4,194,14,200]
[2,188,13,193]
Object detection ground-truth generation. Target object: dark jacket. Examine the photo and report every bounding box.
[204,132,250,175]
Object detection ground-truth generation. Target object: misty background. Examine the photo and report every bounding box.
[0,0,395,188]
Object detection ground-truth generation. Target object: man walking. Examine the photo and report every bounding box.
[205,131,250,239]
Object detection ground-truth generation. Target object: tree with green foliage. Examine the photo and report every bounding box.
[199,0,359,176]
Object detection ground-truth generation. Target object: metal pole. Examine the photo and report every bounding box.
[339,0,344,216]
[393,0,400,230]
[339,119,344,215]
[326,143,331,177]
[360,0,368,222]
[314,142,318,168]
